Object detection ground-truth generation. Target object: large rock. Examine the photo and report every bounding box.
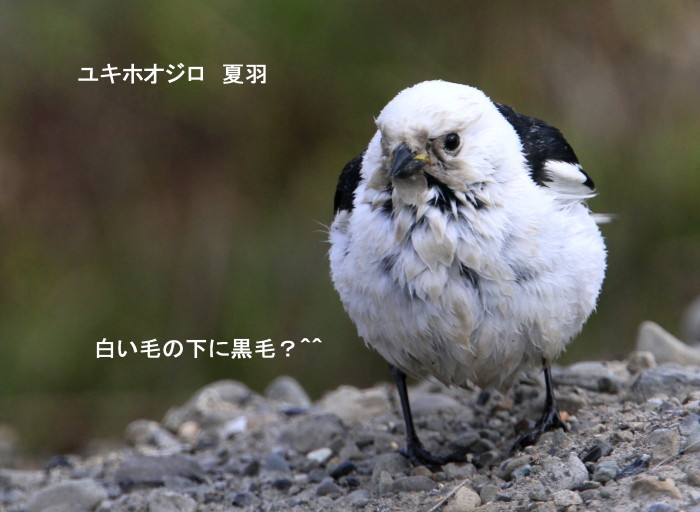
[115,455,206,491]
[26,479,107,512]
[317,385,391,422]
[163,380,256,431]
[626,365,700,402]
[636,321,700,366]
[539,453,588,491]
[279,413,346,454]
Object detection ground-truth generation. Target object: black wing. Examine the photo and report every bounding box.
[495,103,594,191]
[333,152,364,214]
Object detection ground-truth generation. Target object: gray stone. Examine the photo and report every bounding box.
[115,455,205,491]
[511,465,531,479]
[26,479,107,512]
[683,422,700,454]
[444,486,481,512]
[553,362,625,393]
[630,477,682,499]
[408,393,464,417]
[263,453,291,474]
[317,385,391,423]
[688,466,700,486]
[479,484,500,504]
[647,427,681,464]
[390,475,436,493]
[232,491,254,506]
[146,488,197,512]
[626,351,657,374]
[442,462,476,480]
[280,413,346,454]
[370,453,411,484]
[552,489,583,507]
[376,471,393,495]
[330,460,356,479]
[592,461,619,483]
[271,478,292,492]
[341,489,370,507]
[0,469,44,492]
[37,505,79,512]
[540,453,588,490]
[308,468,326,482]
[636,321,700,365]
[264,376,311,407]
[579,488,598,501]
[306,447,333,464]
[626,365,700,403]
[580,442,613,463]
[163,380,254,430]
[642,504,677,512]
[679,414,700,436]
[124,419,179,449]
[497,455,531,481]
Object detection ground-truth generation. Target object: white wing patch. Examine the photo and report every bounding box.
[542,160,595,202]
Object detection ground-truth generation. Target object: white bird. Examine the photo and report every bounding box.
[329,80,606,467]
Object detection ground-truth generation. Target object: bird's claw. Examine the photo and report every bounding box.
[399,441,468,472]
[510,407,568,454]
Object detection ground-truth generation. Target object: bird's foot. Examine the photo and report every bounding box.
[510,406,567,454]
[399,438,468,471]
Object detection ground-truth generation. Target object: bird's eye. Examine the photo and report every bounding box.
[443,133,460,152]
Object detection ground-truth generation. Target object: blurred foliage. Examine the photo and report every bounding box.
[1,1,699,460]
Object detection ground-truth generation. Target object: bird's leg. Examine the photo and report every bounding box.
[390,365,467,470]
[510,362,567,454]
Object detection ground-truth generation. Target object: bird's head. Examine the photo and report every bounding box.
[363,80,523,208]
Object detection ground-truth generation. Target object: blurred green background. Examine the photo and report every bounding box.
[1,1,699,462]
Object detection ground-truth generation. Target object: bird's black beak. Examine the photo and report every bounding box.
[390,142,430,179]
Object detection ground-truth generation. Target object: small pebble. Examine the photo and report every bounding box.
[630,477,682,499]
[308,468,326,483]
[687,466,700,486]
[271,478,292,492]
[592,461,619,483]
[306,447,333,464]
[580,442,613,463]
[683,423,700,454]
[444,486,481,512]
[511,465,531,479]
[25,479,107,512]
[316,478,342,498]
[647,427,681,464]
[480,483,500,503]
[579,489,597,501]
[552,489,583,507]
[390,475,436,493]
[343,489,370,507]
[410,465,433,477]
[330,460,356,479]
[641,504,677,512]
[497,455,531,480]
[232,491,254,507]
[264,453,291,474]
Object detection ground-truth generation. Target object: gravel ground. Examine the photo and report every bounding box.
[2,324,700,512]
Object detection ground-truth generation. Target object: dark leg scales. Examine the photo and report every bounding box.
[390,365,467,471]
[510,364,567,454]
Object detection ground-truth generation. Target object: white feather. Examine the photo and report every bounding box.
[329,80,606,392]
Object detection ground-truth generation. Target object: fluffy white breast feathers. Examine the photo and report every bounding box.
[329,80,606,465]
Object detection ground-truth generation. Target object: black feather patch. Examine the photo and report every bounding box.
[460,264,480,289]
[494,103,594,190]
[425,173,457,213]
[334,152,364,214]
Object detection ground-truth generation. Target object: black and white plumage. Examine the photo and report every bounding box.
[329,80,606,466]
